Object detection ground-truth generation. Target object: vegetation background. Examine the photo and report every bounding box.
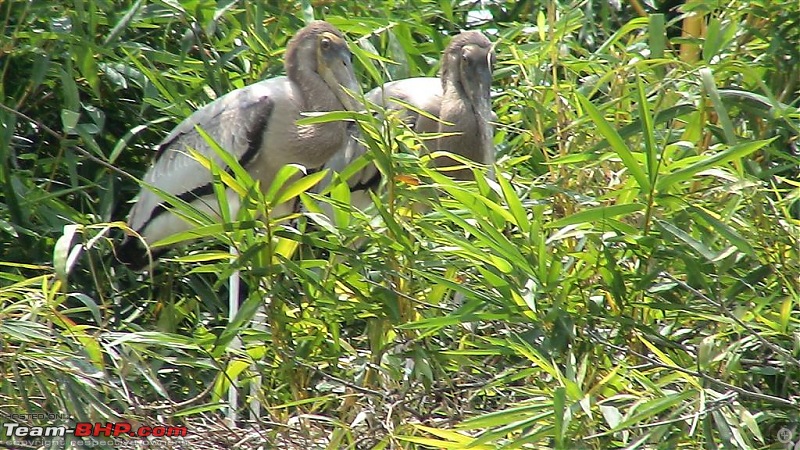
[1,0,799,448]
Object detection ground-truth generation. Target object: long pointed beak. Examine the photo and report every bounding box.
[471,64,493,122]
[470,62,495,163]
[326,48,362,112]
[337,76,362,112]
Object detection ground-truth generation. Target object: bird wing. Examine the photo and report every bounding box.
[366,77,443,132]
[309,123,377,214]
[312,78,447,216]
[315,78,444,196]
[127,77,287,241]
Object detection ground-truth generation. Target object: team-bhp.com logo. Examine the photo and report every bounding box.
[3,421,187,443]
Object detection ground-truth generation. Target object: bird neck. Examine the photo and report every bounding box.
[440,81,483,130]
[292,70,345,112]
[437,80,495,174]
[276,73,348,168]
[441,77,468,105]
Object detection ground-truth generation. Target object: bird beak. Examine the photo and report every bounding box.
[469,55,495,159]
[320,47,362,112]
[470,62,494,122]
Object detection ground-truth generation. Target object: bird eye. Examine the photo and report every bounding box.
[321,37,331,50]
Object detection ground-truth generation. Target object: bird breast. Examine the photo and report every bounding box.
[437,93,488,162]
[248,78,349,181]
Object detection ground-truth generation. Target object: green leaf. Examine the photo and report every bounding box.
[497,173,529,232]
[587,104,696,154]
[689,206,756,257]
[59,66,80,112]
[702,17,723,63]
[547,203,645,229]
[554,386,566,450]
[700,67,737,145]
[53,224,80,283]
[655,219,717,262]
[61,110,80,135]
[214,294,263,354]
[636,76,659,186]
[104,0,143,46]
[577,92,650,191]
[649,14,666,60]
[656,138,774,191]
[274,169,329,206]
[295,110,371,125]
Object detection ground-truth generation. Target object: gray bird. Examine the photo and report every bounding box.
[319,30,496,212]
[117,21,360,268]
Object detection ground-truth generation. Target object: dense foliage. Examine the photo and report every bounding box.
[1,0,799,448]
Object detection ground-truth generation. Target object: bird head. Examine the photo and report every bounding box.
[441,31,495,121]
[285,21,361,112]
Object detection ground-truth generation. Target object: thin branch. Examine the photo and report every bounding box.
[137,377,219,412]
[0,102,140,183]
[294,360,386,399]
[663,271,800,369]
[588,330,797,408]
[584,391,738,440]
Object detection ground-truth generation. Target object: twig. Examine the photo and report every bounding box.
[663,271,800,369]
[137,377,219,411]
[0,102,140,183]
[294,360,386,398]
[588,330,797,408]
[584,391,738,440]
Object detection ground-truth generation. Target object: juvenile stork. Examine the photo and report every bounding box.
[319,30,496,210]
[372,30,496,179]
[117,21,360,268]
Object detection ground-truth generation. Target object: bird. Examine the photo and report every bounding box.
[317,30,496,212]
[116,20,361,269]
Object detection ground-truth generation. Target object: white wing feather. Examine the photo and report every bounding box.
[127,78,292,242]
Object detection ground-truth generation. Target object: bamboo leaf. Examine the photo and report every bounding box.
[700,68,737,145]
[656,138,774,191]
[547,203,645,229]
[577,92,650,190]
